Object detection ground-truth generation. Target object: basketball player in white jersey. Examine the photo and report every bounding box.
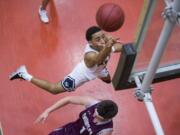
[9,26,123,94]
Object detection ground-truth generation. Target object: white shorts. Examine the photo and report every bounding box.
[60,63,109,92]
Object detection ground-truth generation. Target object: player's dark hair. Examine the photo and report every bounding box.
[86,26,101,41]
[97,100,118,119]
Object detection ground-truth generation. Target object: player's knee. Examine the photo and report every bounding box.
[51,91,60,95]
[48,84,62,95]
[50,89,60,95]
[48,88,58,95]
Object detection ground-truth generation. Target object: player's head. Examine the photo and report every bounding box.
[86,26,106,47]
[95,100,118,120]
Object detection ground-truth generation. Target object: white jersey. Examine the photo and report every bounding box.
[80,44,110,80]
[61,44,111,91]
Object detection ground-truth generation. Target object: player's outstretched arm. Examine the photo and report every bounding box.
[35,96,97,123]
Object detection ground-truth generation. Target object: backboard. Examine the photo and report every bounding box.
[112,0,180,90]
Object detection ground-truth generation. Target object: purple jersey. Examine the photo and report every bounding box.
[49,103,113,135]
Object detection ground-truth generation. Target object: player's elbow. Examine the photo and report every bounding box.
[95,58,104,65]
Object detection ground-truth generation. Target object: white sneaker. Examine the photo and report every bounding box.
[9,65,32,81]
[38,6,49,23]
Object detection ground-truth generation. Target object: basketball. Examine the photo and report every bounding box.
[96,3,125,32]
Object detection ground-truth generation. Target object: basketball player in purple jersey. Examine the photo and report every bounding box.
[9,26,123,94]
[35,96,118,135]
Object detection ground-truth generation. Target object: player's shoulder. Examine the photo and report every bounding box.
[85,51,97,59]
[84,52,98,67]
[86,99,100,108]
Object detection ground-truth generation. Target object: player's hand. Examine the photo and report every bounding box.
[104,35,118,47]
[34,111,49,124]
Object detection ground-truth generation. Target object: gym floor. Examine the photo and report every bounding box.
[0,0,179,135]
